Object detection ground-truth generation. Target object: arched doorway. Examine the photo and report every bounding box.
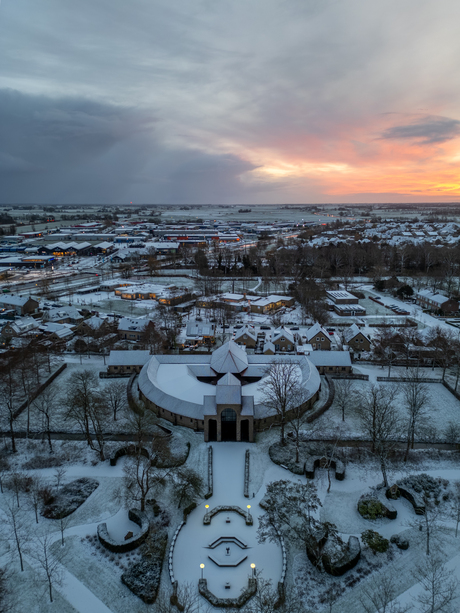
[208,419,217,442]
[221,408,237,441]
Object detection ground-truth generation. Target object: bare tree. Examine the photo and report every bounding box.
[4,498,28,572]
[0,457,10,493]
[334,379,357,422]
[356,384,400,486]
[259,360,305,446]
[104,379,128,421]
[0,366,21,453]
[359,573,412,613]
[27,474,43,524]
[257,480,322,552]
[171,467,203,509]
[29,534,65,603]
[123,416,171,511]
[65,370,109,460]
[401,369,430,462]
[412,553,458,613]
[54,466,67,494]
[6,471,28,508]
[33,387,58,452]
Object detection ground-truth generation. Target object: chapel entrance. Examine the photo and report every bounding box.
[208,419,217,442]
[221,408,237,441]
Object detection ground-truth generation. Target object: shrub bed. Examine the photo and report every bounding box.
[42,478,99,519]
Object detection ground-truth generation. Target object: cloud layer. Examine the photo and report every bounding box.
[0,0,459,203]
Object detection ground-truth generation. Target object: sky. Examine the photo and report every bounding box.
[0,0,459,205]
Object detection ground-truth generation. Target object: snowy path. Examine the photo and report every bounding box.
[173,443,283,601]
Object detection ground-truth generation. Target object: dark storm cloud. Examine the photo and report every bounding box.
[380,116,460,145]
[1,0,460,202]
[0,89,257,204]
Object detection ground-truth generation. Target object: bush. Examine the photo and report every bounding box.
[42,478,99,519]
[358,498,386,520]
[361,530,389,554]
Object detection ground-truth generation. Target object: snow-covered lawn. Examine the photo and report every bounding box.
[311,376,460,442]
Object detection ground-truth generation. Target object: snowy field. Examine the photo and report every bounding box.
[311,374,460,443]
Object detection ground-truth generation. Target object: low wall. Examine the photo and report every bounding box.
[97,509,150,553]
[168,521,185,584]
[13,363,67,419]
[305,376,335,424]
[110,445,149,466]
[377,376,442,383]
[443,379,460,401]
[305,456,345,481]
[203,506,253,526]
[244,449,250,498]
[205,446,213,499]
[198,578,257,608]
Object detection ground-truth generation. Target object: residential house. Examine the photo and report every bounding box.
[272,327,295,352]
[185,321,216,346]
[117,318,155,341]
[2,316,40,339]
[415,290,459,314]
[76,316,115,337]
[262,340,275,355]
[344,324,371,352]
[234,325,257,348]
[45,306,84,325]
[305,323,331,350]
[0,294,39,315]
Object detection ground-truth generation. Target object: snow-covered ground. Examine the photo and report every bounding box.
[2,381,460,612]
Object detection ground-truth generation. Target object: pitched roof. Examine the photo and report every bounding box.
[234,325,257,342]
[305,323,329,341]
[344,323,367,343]
[210,340,248,374]
[272,326,294,343]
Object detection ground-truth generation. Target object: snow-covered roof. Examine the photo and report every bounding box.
[0,294,35,307]
[118,317,151,332]
[216,373,242,405]
[415,289,450,305]
[272,326,294,343]
[344,323,367,343]
[308,351,352,367]
[186,321,215,337]
[138,342,321,420]
[305,323,329,341]
[108,350,151,367]
[234,325,257,342]
[210,340,248,374]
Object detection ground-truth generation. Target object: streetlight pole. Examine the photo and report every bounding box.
[246,504,251,522]
[250,563,256,578]
[200,563,205,580]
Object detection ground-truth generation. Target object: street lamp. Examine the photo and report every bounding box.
[246,504,251,521]
[200,563,205,579]
[250,563,256,578]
